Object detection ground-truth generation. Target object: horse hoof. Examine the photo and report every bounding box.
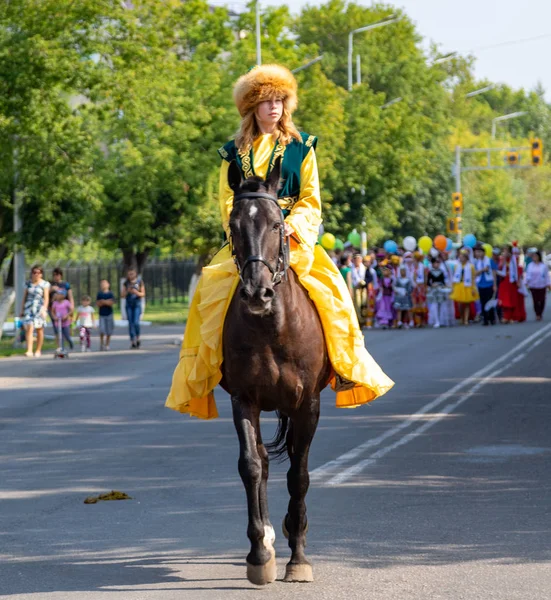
[282,515,308,540]
[283,562,314,583]
[246,555,277,586]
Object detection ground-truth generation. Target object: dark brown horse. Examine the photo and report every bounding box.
[221,158,330,585]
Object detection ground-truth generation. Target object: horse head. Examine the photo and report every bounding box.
[228,157,285,316]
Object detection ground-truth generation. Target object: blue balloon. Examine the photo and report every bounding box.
[384,240,398,254]
[446,237,453,251]
[463,234,477,248]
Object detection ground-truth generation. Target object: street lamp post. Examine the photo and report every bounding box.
[381,97,402,109]
[255,0,261,66]
[431,52,458,65]
[491,111,528,139]
[12,143,25,345]
[291,55,324,74]
[348,15,401,91]
[465,84,495,98]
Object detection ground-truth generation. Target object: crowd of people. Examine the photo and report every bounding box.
[334,243,550,330]
[18,266,144,357]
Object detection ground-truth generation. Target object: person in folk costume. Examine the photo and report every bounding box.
[473,242,497,326]
[525,250,551,321]
[362,254,378,329]
[453,246,477,322]
[427,256,452,328]
[393,265,414,328]
[511,243,527,323]
[497,243,523,324]
[411,251,428,327]
[439,251,456,327]
[165,65,394,418]
[350,253,367,326]
[450,249,479,326]
[492,247,503,322]
[402,251,415,280]
[338,253,354,297]
[376,263,395,329]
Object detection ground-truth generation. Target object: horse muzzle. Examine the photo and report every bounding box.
[240,284,275,315]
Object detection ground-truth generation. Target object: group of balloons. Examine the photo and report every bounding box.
[320,230,361,251]
[321,230,493,258]
[400,235,454,254]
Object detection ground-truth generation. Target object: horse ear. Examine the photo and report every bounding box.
[227,160,243,193]
[265,156,282,195]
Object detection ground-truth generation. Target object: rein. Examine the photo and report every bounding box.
[231,191,290,285]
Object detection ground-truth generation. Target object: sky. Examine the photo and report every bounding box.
[255,0,551,100]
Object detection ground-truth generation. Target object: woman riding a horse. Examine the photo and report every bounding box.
[166,64,393,419]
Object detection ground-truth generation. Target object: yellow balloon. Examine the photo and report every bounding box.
[484,243,493,258]
[321,232,336,250]
[418,236,432,254]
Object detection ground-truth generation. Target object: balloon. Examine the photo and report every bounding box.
[418,236,432,254]
[429,247,440,258]
[384,240,398,254]
[434,234,447,252]
[403,236,417,252]
[446,238,453,251]
[347,231,361,247]
[334,238,344,251]
[483,243,493,258]
[320,232,336,250]
[463,233,477,248]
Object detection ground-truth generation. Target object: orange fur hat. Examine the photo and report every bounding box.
[233,64,298,117]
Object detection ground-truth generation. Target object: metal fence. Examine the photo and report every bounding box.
[41,258,198,306]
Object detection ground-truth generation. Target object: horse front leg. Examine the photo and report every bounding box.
[283,398,320,583]
[231,396,277,586]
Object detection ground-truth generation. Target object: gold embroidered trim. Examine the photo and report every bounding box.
[270,141,285,174]
[305,135,315,148]
[278,196,298,210]
[238,147,253,179]
[218,146,228,159]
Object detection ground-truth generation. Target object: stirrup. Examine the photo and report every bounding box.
[334,373,356,392]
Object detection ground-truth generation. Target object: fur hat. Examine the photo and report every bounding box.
[233,64,298,117]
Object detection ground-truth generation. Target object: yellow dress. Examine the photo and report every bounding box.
[450,264,480,303]
[166,134,394,419]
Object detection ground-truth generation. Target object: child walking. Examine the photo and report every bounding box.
[51,291,74,352]
[450,249,479,325]
[97,279,116,350]
[76,295,96,352]
[376,264,395,329]
[393,266,413,328]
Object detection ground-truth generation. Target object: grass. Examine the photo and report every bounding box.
[0,337,57,357]
[115,302,189,326]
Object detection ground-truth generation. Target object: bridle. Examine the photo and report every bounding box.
[230,191,290,285]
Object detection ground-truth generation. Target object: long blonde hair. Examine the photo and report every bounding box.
[235,102,302,152]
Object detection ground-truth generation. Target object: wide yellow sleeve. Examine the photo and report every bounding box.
[285,147,322,250]
[218,160,234,237]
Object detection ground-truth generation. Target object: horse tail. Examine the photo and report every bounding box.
[266,411,289,462]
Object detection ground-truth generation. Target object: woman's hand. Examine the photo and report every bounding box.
[284,222,294,237]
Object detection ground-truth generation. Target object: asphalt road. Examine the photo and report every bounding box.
[1,306,550,599]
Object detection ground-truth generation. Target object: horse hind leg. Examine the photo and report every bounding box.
[231,397,277,586]
[283,400,320,583]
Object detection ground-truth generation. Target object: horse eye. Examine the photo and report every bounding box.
[272,222,281,232]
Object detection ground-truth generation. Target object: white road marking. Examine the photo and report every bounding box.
[249,205,258,218]
[312,323,551,485]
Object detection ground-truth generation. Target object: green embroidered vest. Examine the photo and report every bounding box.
[217,132,317,214]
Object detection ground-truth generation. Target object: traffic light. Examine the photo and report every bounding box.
[531,138,543,166]
[452,192,463,215]
[447,217,462,235]
[506,151,519,166]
